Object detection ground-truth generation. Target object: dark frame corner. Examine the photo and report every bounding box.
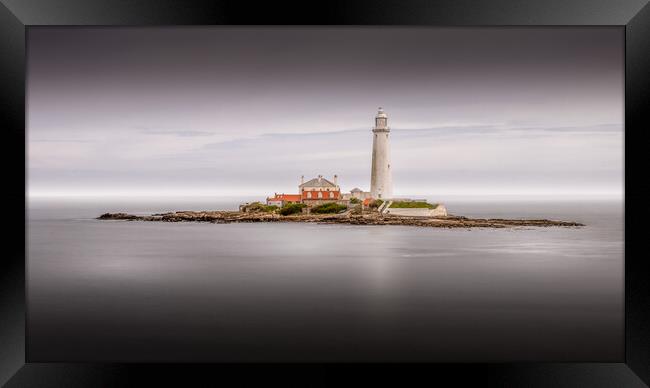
[1,0,649,386]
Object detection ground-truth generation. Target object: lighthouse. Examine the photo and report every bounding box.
[370,107,392,199]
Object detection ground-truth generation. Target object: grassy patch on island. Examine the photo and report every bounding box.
[244,202,278,213]
[279,203,307,216]
[389,201,439,209]
[310,203,348,214]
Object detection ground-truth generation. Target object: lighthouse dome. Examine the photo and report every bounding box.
[375,107,388,118]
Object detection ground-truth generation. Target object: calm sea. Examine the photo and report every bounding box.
[27,196,624,362]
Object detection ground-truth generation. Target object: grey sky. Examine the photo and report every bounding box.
[27,27,623,198]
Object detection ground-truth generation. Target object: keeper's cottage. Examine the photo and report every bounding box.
[299,175,342,205]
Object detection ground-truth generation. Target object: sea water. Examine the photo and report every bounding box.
[27,196,623,361]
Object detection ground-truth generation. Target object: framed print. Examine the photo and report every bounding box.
[1,0,649,386]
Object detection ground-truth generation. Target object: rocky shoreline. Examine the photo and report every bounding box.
[97,211,584,229]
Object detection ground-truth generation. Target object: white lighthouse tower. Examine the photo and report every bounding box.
[370,107,392,199]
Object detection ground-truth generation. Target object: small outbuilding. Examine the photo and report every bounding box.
[266,193,302,207]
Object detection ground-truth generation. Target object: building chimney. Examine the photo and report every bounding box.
[318,175,322,183]
[300,175,304,185]
[333,174,338,185]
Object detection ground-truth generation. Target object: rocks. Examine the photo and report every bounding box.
[98,213,140,220]
[97,211,584,228]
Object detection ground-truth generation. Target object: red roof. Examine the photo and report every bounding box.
[268,194,302,202]
[362,198,375,206]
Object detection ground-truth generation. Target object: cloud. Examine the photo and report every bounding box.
[135,126,215,137]
[30,139,95,143]
[34,121,623,196]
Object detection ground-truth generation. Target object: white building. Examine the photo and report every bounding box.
[384,203,448,217]
[370,107,392,199]
[342,187,372,201]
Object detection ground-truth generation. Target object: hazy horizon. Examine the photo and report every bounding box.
[27,27,623,199]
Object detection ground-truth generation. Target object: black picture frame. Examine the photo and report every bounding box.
[2,0,649,386]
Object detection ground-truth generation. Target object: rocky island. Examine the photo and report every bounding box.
[97,209,583,229]
[96,108,584,229]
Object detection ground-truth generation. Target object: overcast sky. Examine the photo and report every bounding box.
[27,27,623,198]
